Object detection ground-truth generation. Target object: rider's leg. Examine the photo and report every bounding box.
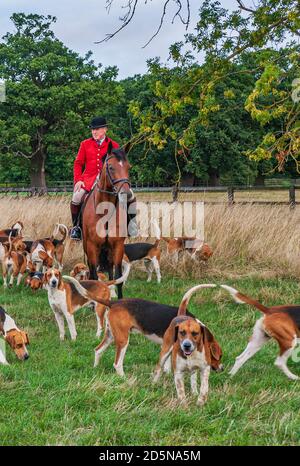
[70,188,87,240]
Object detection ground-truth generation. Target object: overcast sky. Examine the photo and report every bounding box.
[0,0,235,79]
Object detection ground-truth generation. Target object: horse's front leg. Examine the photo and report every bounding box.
[86,240,100,280]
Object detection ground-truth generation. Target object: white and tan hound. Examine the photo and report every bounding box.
[153,284,222,405]
[30,223,68,272]
[86,284,217,377]
[70,262,117,298]
[122,220,162,283]
[1,237,35,287]
[0,221,24,238]
[163,237,213,263]
[221,285,300,380]
[44,262,130,341]
[0,306,29,364]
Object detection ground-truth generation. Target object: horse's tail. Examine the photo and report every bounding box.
[62,275,112,307]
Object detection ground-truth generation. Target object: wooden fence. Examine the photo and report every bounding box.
[0,184,299,208]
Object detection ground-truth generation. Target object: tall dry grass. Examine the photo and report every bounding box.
[0,194,299,279]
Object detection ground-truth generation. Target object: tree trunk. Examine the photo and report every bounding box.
[208,171,220,187]
[30,149,46,188]
[254,174,265,186]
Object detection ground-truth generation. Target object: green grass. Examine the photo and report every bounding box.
[0,274,300,446]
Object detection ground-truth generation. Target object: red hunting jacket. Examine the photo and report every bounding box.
[73,136,119,191]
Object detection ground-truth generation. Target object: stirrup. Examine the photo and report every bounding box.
[70,226,82,241]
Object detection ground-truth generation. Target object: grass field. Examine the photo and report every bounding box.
[0,272,299,446]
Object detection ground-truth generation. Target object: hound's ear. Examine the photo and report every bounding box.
[210,340,222,360]
[70,270,75,277]
[162,237,170,243]
[22,331,30,345]
[203,327,222,361]
[107,141,113,155]
[162,321,180,348]
[173,324,180,343]
[38,251,48,261]
[5,333,15,349]
[123,141,131,154]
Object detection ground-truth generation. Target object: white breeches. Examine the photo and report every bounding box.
[72,188,87,205]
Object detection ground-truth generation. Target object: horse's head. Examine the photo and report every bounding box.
[102,141,134,201]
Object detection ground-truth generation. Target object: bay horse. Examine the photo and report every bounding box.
[82,142,133,298]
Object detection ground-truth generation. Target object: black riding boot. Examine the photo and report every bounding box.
[70,202,82,241]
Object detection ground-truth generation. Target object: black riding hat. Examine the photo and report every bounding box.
[88,116,108,129]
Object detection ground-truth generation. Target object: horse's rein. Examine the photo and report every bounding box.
[96,154,131,197]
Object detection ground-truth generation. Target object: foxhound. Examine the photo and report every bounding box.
[30,223,68,272]
[45,261,130,341]
[25,271,44,291]
[0,306,29,364]
[121,220,162,283]
[221,285,300,380]
[70,263,89,281]
[123,240,161,283]
[153,284,223,405]
[96,221,162,284]
[1,237,35,287]
[70,262,117,298]
[0,221,23,238]
[80,283,217,377]
[163,237,213,263]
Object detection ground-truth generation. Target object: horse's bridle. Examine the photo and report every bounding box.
[96,154,131,197]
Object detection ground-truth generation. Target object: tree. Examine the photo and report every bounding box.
[103,1,300,170]
[0,13,123,187]
[128,56,272,186]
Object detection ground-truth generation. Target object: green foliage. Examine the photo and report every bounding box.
[0,13,123,186]
[127,0,300,176]
[1,3,300,186]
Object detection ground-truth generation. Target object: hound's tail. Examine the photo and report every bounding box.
[62,275,112,307]
[178,283,217,316]
[51,223,68,243]
[105,260,131,286]
[8,232,13,255]
[220,285,270,314]
[62,261,130,304]
[11,221,23,236]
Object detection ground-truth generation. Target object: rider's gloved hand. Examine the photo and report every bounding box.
[74,181,85,192]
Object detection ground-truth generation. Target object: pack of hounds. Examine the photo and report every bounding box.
[0,220,299,406]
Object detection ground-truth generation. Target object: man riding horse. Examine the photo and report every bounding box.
[70,116,136,240]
